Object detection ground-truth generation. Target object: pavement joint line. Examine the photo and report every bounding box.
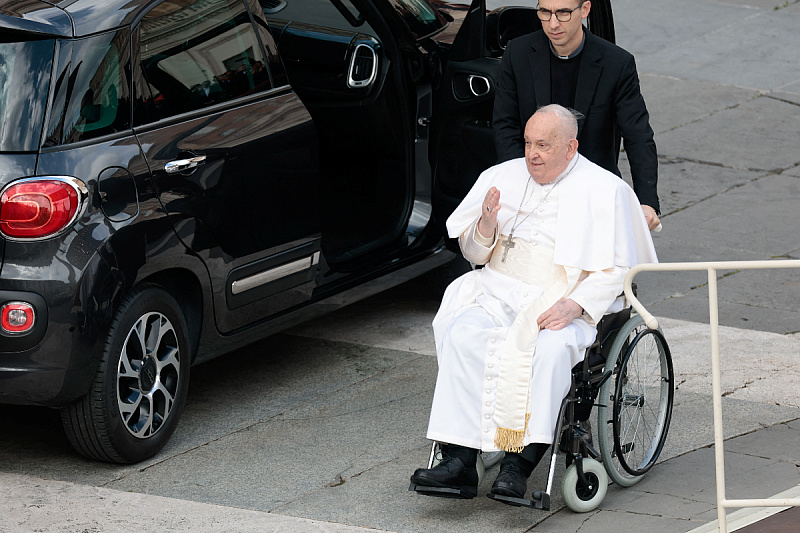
[605,506,700,522]
[572,512,594,533]
[684,484,800,533]
[653,173,781,218]
[656,154,781,175]
[765,92,800,106]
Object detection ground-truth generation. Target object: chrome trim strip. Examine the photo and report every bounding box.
[231,255,316,295]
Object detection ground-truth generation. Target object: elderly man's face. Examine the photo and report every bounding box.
[524,113,577,184]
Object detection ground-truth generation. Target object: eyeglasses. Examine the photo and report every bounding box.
[536,1,585,22]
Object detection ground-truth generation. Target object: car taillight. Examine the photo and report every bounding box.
[1,302,36,334]
[0,177,87,239]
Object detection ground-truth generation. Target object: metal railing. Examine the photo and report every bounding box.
[623,259,800,533]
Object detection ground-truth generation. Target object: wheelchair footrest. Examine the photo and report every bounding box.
[487,490,550,510]
[409,483,476,499]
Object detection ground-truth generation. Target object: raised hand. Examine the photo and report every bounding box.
[478,187,501,238]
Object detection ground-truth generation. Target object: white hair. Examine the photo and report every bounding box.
[534,104,581,140]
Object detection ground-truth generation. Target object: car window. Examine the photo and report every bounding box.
[43,31,132,147]
[0,38,54,152]
[388,0,448,40]
[134,0,272,125]
[260,0,375,35]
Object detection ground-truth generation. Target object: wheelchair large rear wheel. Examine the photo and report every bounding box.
[597,315,674,487]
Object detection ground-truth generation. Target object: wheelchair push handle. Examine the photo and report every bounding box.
[625,221,661,328]
[624,272,659,330]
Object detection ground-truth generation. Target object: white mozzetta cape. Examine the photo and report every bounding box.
[446,155,658,273]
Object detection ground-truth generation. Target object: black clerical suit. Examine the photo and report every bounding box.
[493,29,660,212]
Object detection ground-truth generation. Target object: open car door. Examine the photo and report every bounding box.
[430,0,497,241]
[430,0,616,243]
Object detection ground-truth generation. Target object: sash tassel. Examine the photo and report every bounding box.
[494,413,531,453]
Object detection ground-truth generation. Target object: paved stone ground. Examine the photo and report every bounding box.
[1,281,798,533]
[1,0,799,532]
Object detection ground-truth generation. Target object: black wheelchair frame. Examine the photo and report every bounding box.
[411,287,675,512]
[488,303,675,512]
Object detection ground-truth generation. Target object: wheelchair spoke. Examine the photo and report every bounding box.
[615,327,672,474]
[598,316,674,485]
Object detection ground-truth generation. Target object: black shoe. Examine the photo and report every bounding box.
[409,456,478,499]
[489,461,528,499]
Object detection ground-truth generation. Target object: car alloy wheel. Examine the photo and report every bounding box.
[117,310,182,439]
[61,284,190,463]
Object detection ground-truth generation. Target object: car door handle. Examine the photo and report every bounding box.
[467,75,491,97]
[164,155,206,174]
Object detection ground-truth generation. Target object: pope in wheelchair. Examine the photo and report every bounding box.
[410,105,672,512]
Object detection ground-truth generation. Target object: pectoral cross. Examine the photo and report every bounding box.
[501,235,516,263]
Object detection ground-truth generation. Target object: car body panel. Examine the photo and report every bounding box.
[0,0,497,409]
[0,0,614,466]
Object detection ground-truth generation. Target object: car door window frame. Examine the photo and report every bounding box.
[132,0,278,128]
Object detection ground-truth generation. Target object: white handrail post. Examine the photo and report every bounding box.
[623,259,800,531]
[707,268,728,533]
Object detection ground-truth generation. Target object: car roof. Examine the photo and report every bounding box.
[0,0,170,38]
[0,1,72,37]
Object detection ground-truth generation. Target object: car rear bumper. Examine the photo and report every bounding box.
[0,289,99,406]
[0,240,115,407]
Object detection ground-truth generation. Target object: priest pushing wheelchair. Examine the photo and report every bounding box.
[408,105,674,513]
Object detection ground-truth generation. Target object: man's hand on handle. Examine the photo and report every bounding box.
[642,204,661,231]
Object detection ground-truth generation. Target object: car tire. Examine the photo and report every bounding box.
[61,284,190,463]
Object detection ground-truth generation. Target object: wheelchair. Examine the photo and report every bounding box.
[416,302,675,513]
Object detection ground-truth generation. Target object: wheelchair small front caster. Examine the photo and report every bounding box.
[562,458,608,512]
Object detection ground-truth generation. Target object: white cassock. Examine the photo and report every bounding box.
[426,154,657,452]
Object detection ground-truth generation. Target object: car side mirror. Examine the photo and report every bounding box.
[485,6,540,56]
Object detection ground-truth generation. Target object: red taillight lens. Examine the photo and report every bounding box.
[1,302,36,334]
[0,180,80,239]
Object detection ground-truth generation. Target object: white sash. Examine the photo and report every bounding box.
[489,236,569,452]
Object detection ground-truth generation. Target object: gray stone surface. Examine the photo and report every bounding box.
[619,152,770,220]
[1,473,386,533]
[654,96,800,171]
[2,300,798,532]
[638,74,758,136]
[627,173,800,333]
[3,0,800,531]
[617,0,800,91]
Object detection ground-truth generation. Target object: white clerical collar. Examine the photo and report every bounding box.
[549,31,585,60]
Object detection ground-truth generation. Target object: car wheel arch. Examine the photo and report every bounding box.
[134,267,206,363]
